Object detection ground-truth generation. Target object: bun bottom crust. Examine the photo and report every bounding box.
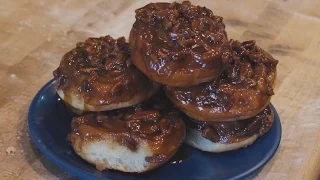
[185,129,259,153]
[69,133,176,173]
[57,88,157,112]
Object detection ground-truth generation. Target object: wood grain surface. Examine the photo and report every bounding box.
[0,0,319,179]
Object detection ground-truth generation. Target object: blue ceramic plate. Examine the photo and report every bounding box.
[28,79,282,180]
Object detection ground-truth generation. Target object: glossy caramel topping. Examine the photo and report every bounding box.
[130,1,231,86]
[53,36,156,106]
[188,105,274,143]
[166,40,278,121]
[69,92,186,160]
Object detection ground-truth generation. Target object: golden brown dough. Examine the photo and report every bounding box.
[129,1,231,87]
[166,40,278,121]
[53,36,159,111]
[185,105,274,152]
[68,92,186,172]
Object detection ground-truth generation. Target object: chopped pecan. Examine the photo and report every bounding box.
[145,154,167,163]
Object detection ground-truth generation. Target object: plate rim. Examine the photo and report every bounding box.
[28,79,102,180]
[28,79,282,180]
[228,103,282,180]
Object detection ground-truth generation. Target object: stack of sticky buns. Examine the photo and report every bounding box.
[53,1,278,173]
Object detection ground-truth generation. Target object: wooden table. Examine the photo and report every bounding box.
[0,0,319,179]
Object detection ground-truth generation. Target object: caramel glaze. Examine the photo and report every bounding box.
[166,40,278,121]
[129,1,232,87]
[53,36,157,109]
[68,92,186,164]
[187,105,274,143]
